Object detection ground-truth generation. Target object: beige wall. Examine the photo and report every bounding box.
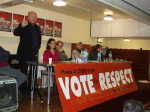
[0,4,96,56]
[92,19,150,38]
[103,39,150,50]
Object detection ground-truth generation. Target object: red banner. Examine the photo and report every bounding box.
[54,62,138,112]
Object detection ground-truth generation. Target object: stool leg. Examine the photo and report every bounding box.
[31,65,35,103]
[27,65,31,96]
[47,66,52,105]
[34,65,44,103]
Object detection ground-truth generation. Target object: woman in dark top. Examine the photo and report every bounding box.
[89,44,102,60]
[56,41,68,61]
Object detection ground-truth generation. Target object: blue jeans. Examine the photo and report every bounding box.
[0,66,27,87]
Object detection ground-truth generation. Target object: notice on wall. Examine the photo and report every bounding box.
[54,62,138,112]
[44,20,53,36]
[54,22,62,37]
[0,11,12,32]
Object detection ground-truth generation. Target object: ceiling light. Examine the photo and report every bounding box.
[23,0,33,3]
[53,0,67,6]
[104,10,114,15]
[104,15,113,21]
[123,39,130,42]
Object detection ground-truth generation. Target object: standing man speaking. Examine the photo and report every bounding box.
[14,11,41,73]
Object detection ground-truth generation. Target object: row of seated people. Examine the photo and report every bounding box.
[42,38,113,64]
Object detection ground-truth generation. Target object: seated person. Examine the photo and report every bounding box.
[72,42,83,56]
[76,42,83,52]
[72,48,83,63]
[43,38,60,64]
[0,46,26,87]
[89,44,102,60]
[123,100,144,112]
[80,48,89,62]
[56,41,68,61]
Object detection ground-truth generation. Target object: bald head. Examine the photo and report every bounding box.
[27,11,37,23]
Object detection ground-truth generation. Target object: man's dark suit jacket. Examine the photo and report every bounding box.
[14,22,41,61]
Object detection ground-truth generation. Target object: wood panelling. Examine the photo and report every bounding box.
[111,49,150,80]
[71,43,92,53]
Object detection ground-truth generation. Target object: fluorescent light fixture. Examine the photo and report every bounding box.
[104,15,113,21]
[104,10,114,15]
[23,0,33,3]
[123,39,130,42]
[53,0,67,6]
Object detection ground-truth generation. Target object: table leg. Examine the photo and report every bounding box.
[27,65,30,94]
[47,66,52,105]
[31,65,36,103]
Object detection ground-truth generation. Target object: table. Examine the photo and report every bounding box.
[27,62,54,104]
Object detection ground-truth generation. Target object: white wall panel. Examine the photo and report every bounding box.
[91,18,150,38]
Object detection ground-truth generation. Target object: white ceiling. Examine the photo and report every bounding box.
[1,0,150,23]
[96,0,150,24]
[24,0,129,20]
[124,0,150,15]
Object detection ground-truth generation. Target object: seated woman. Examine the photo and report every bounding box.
[43,38,60,64]
[56,41,68,61]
